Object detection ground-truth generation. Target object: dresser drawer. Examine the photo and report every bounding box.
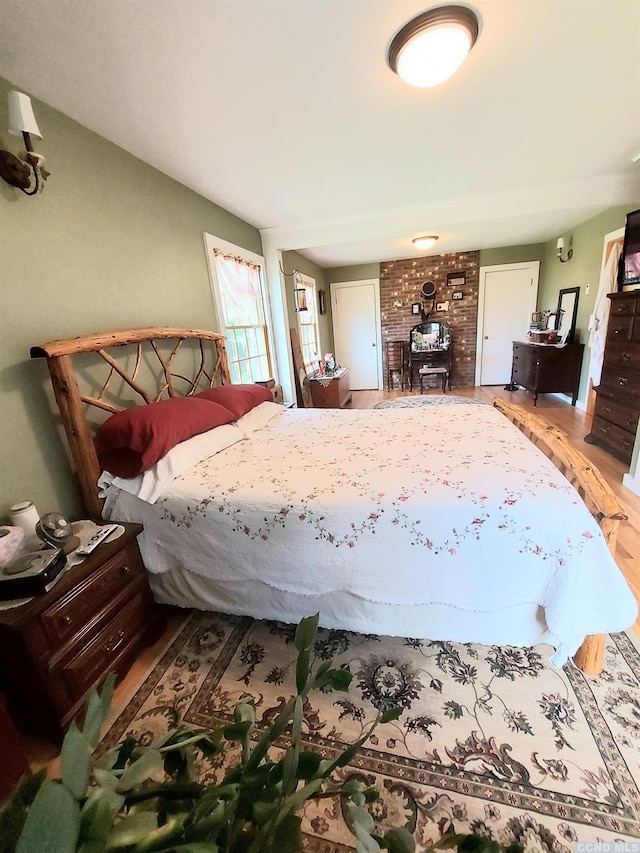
[56,590,152,700]
[41,543,144,648]
[595,396,640,434]
[609,296,637,317]
[607,315,634,342]
[590,415,635,464]
[600,364,640,399]
[604,341,640,372]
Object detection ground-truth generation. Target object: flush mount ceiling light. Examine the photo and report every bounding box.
[388,5,480,88]
[412,235,439,250]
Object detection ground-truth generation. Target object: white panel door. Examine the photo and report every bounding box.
[331,280,381,390]
[477,263,539,385]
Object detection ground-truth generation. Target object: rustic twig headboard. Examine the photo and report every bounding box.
[31,327,231,519]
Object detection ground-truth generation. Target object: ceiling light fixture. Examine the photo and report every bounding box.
[388,5,480,88]
[413,235,439,250]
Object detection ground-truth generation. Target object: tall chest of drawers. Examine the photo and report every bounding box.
[585,292,640,464]
[0,523,166,742]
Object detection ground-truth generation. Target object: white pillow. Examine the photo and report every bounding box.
[98,423,245,503]
[236,401,284,434]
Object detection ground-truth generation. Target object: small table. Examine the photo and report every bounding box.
[309,368,352,408]
[0,522,166,742]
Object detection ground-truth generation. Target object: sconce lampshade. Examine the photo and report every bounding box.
[388,5,479,88]
[8,91,42,139]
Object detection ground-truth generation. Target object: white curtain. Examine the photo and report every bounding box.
[587,239,622,387]
[213,250,262,322]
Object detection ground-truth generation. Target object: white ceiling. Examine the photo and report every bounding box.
[1,0,639,267]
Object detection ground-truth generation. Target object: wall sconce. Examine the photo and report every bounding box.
[293,273,308,312]
[0,91,50,196]
[557,237,573,264]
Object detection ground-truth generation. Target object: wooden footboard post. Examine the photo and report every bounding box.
[573,634,605,675]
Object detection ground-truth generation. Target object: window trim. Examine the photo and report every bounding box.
[203,233,277,384]
[295,272,321,374]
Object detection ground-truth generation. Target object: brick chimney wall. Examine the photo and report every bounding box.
[380,251,479,389]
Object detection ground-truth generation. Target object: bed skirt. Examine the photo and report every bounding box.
[149,567,553,650]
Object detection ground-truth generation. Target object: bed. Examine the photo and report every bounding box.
[30,327,637,676]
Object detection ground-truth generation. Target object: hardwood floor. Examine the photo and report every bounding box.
[17,385,640,774]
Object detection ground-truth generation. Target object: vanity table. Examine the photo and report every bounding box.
[509,341,584,406]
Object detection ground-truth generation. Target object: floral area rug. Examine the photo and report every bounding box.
[373,396,487,409]
[100,612,640,851]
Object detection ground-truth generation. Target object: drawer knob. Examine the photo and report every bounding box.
[618,377,629,386]
[623,352,632,361]
[604,407,612,415]
[63,615,72,625]
[627,417,635,426]
[122,564,131,576]
[105,629,126,654]
[623,440,631,449]
[599,427,608,435]
[614,328,622,335]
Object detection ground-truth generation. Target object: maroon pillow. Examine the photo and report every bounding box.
[195,384,273,420]
[95,397,235,478]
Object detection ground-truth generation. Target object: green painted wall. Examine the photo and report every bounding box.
[479,243,546,268]
[0,76,262,521]
[281,251,334,354]
[325,264,379,284]
[536,205,637,404]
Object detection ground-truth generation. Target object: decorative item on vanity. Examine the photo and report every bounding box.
[0,91,50,195]
[36,511,80,554]
[557,236,574,263]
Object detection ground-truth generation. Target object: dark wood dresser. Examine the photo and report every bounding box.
[585,291,640,464]
[309,368,352,408]
[0,523,165,742]
[509,341,584,406]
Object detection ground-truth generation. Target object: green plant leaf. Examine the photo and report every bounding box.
[379,707,403,724]
[61,722,92,800]
[296,751,322,779]
[114,749,163,793]
[382,827,416,853]
[272,813,302,853]
[234,700,256,725]
[99,672,117,716]
[16,779,80,853]
[223,720,252,741]
[295,646,311,694]
[327,668,353,692]
[82,690,106,748]
[457,835,502,853]
[294,613,319,651]
[77,790,117,851]
[107,811,158,848]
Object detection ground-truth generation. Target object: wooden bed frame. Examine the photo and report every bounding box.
[31,327,628,675]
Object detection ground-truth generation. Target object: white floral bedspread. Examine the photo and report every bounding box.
[102,405,637,662]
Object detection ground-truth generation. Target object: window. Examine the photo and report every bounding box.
[204,235,274,385]
[295,272,321,374]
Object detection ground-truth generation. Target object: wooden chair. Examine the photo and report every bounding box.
[419,364,450,393]
[385,340,407,390]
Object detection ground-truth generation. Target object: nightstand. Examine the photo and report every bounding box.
[0,522,166,743]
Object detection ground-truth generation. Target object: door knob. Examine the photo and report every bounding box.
[483,335,489,340]
[371,342,376,347]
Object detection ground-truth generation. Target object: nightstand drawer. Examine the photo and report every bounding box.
[41,544,144,647]
[57,590,152,700]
